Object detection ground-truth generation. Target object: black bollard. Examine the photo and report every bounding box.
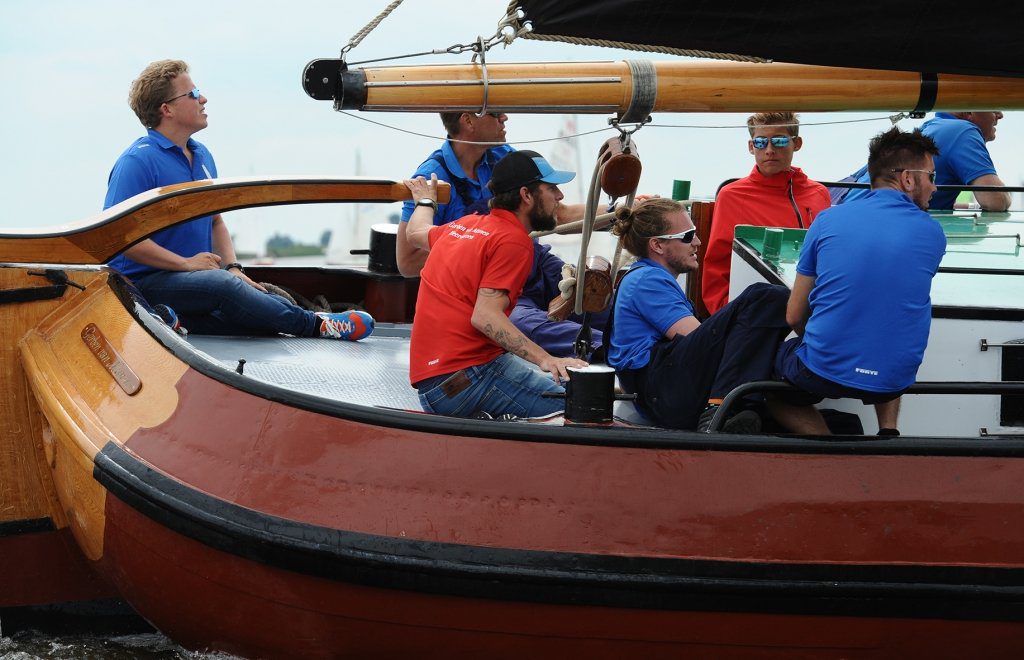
[564,365,616,423]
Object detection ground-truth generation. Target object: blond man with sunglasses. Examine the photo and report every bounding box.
[104,60,374,340]
[702,112,832,315]
[607,198,817,433]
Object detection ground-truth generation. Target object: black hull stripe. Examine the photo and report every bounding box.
[94,442,1024,621]
[0,517,55,537]
[114,276,1024,458]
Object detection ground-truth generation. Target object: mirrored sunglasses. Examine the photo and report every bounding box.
[163,88,201,104]
[751,135,792,149]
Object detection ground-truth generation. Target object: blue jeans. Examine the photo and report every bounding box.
[134,269,318,336]
[418,353,565,419]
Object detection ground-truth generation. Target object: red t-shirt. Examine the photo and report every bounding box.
[702,165,831,314]
[409,209,534,385]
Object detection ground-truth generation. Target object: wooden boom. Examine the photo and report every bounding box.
[305,59,1024,114]
[0,177,449,266]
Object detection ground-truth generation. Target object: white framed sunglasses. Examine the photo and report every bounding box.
[652,228,697,244]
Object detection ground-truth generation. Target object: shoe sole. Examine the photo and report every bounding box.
[721,410,762,435]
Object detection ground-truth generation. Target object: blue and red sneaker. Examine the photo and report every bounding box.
[315,310,374,341]
[152,304,187,335]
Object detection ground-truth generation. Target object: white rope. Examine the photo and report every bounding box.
[648,114,908,130]
[342,0,405,58]
[336,110,909,148]
[335,110,614,145]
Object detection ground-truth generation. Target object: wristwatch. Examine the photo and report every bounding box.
[416,198,438,212]
[223,262,244,273]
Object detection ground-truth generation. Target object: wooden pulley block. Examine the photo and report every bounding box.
[547,256,614,322]
[597,138,642,197]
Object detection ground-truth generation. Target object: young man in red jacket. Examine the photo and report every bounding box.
[702,112,831,314]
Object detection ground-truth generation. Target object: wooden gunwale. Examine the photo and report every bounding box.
[0,177,449,266]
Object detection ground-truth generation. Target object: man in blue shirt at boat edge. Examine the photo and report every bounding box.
[777,127,947,435]
[104,59,372,340]
[839,111,1010,211]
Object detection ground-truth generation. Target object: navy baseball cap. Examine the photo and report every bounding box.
[488,150,575,194]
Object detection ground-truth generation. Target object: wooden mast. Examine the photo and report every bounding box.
[306,60,1024,114]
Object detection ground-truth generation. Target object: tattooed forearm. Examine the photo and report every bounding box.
[482,322,530,358]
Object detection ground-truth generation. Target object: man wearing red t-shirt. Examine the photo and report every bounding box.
[404,151,588,419]
[702,112,831,315]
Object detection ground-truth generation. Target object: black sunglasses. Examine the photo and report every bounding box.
[163,87,201,104]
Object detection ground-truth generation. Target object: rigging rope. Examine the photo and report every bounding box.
[336,110,909,147]
[341,0,406,59]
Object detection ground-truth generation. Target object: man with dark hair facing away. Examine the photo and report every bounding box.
[776,127,946,435]
[403,151,588,419]
[702,112,831,315]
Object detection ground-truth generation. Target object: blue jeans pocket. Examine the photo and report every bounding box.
[477,386,528,419]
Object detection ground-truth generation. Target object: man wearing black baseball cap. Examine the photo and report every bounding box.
[398,117,608,361]
[403,151,588,419]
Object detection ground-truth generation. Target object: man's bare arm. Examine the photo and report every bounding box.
[400,174,439,274]
[123,239,219,271]
[211,214,266,291]
[396,221,430,276]
[970,173,1012,211]
[786,274,815,336]
[471,287,586,381]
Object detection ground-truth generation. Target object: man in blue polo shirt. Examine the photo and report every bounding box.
[778,127,946,435]
[105,59,372,340]
[839,112,1010,211]
[607,198,816,433]
[397,112,604,359]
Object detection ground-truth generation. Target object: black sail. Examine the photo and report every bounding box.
[516,0,1024,78]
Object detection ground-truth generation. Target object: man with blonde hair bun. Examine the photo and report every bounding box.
[702,111,831,315]
[608,198,818,433]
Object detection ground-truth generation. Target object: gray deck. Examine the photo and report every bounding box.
[187,326,421,410]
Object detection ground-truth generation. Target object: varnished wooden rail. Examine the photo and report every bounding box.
[0,176,450,265]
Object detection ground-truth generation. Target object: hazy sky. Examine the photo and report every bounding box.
[2,0,1020,255]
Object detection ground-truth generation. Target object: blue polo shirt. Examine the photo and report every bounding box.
[608,259,695,370]
[843,113,996,209]
[796,188,946,391]
[400,141,514,225]
[105,128,219,278]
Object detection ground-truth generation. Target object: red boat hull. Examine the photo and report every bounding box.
[100,491,1022,658]
[0,525,115,608]
[18,273,1024,657]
